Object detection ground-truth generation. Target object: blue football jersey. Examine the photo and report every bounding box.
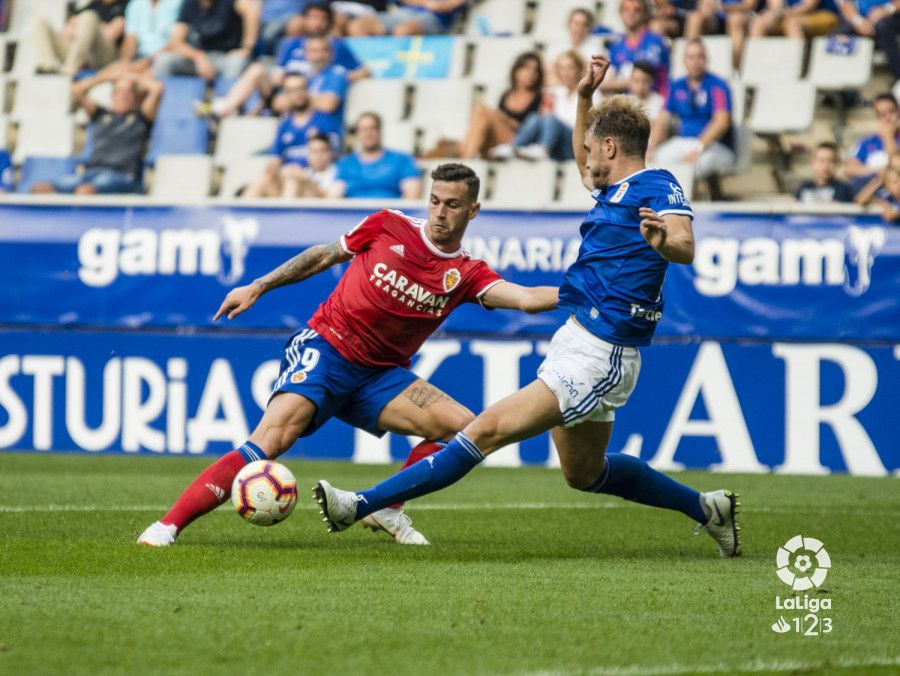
[558,168,693,347]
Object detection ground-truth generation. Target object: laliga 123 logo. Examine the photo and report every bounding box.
[776,535,831,590]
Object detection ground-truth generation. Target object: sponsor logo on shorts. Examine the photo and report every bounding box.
[291,371,308,384]
[630,303,662,322]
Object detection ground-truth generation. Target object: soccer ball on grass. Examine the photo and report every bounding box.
[231,460,298,526]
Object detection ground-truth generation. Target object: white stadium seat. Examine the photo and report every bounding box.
[150,154,213,199]
[419,157,488,199]
[749,81,815,134]
[599,0,626,34]
[343,79,408,127]
[11,75,72,121]
[467,37,539,82]
[653,162,696,201]
[808,36,874,90]
[530,0,601,40]
[557,161,594,209]
[410,79,475,151]
[485,159,558,208]
[740,37,804,87]
[476,79,510,109]
[381,120,417,156]
[218,155,274,198]
[0,116,8,150]
[730,79,746,124]
[7,0,68,37]
[466,0,528,35]
[13,114,74,163]
[213,116,278,165]
[671,36,734,80]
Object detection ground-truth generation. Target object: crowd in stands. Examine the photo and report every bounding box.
[0,0,897,221]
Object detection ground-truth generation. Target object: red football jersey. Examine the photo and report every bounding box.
[308,209,503,368]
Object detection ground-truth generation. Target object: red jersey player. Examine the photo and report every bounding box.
[138,163,558,547]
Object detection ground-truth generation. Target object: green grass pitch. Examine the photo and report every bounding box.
[0,452,897,675]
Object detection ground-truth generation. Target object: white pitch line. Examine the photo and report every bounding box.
[0,502,898,516]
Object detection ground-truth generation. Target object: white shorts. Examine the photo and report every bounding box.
[537,318,641,427]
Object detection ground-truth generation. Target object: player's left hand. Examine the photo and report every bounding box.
[577,54,610,99]
[214,284,260,321]
[639,207,668,249]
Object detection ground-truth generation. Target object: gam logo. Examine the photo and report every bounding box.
[692,225,886,297]
[77,216,259,288]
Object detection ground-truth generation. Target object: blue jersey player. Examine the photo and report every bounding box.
[315,55,742,558]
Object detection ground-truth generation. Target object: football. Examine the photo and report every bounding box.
[231,460,298,526]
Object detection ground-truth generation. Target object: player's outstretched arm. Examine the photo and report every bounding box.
[638,209,695,265]
[481,282,559,314]
[573,54,610,190]
[214,240,352,320]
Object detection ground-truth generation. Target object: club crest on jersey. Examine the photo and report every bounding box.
[290,371,307,384]
[609,182,629,203]
[443,268,461,292]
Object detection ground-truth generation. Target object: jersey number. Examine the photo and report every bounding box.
[299,347,320,372]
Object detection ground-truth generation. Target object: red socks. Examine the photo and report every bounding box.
[161,451,248,532]
[389,440,445,509]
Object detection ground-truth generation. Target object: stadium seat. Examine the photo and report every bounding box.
[145,117,210,164]
[485,159,558,208]
[466,0,528,35]
[11,75,72,121]
[0,116,7,149]
[149,154,213,199]
[598,0,626,34]
[344,79,408,127]
[467,37,539,82]
[13,115,74,163]
[218,155,274,198]
[213,116,278,165]
[476,80,510,109]
[530,0,601,39]
[15,156,76,193]
[730,80,746,124]
[381,120,417,156]
[6,0,68,37]
[731,124,753,174]
[213,76,262,115]
[807,36,874,90]
[410,79,475,151]
[740,38,804,87]
[654,162,696,201]
[156,76,207,120]
[419,157,488,199]
[556,161,594,209]
[749,81,815,133]
[671,36,734,80]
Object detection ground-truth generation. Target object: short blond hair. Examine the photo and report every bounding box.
[587,95,651,158]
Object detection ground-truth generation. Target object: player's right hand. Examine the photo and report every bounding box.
[214,284,260,321]
[577,54,610,99]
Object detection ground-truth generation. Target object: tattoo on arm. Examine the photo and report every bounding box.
[254,241,346,294]
[404,383,449,409]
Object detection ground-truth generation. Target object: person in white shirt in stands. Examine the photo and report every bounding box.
[494,50,594,161]
[628,61,665,122]
[544,7,606,83]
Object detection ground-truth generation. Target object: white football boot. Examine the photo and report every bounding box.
[361,507,430,545]
[137,521,177,547]
[313,480,361,532]
[694,490,742,557]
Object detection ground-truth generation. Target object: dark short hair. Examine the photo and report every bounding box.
[282,71,307,85]
[305,35,332,51]
[431,163,480,202]
[354,111,382,132]
[816,141,840,155]
[509,51,544,92]
[631,60,655,81]
[307,133,332,147]
[587,95,651,158]
[874,92,899,108]
[303,2,333,22]
[569,7,595,25]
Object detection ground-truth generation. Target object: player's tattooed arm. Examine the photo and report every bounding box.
[214,240,352,321]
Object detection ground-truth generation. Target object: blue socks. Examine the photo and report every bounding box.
[236,441,266,463]
[584,453,707,523]
[354,433,484,520]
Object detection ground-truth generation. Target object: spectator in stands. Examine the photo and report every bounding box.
[259,0,306,54]
[330,1,390,36]
[834,0,900,81]
[648,39,735,178]
[602,0,670,95]
[795,142,855,203]
[458,52,543,159]
[544,8,606,78]
[120,0,183,65]
[629,61,666,121]
[31,65,163,195]
[494,51,589,162]
[750,0,840,39]
[651,0,696,37]
[153,0,261,80]
[245,133,337,197]
[346,0,467,36]
[684,0,757,69]
[328,112,422,198]
[856,162,900,222]
[32,0,127,76]
[200,17,360,117]
[275,4,370,80]
[844,92,899,195]
[0,149,13,193]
